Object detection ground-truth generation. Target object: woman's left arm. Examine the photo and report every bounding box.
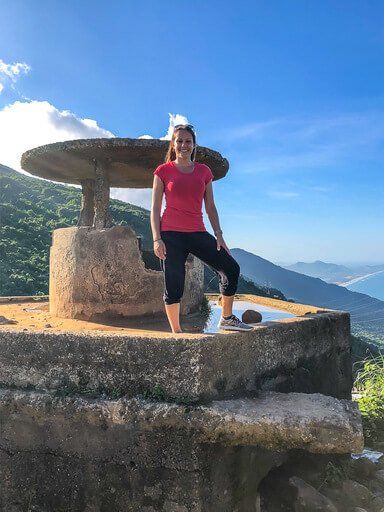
[204,181,231,254]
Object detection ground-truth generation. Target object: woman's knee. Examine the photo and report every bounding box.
[232,260,240,279]
[225,259,240,282]
[163,296,181,305]
[218,259,240,294]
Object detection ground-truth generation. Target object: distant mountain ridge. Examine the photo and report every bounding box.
[284,260,384,284]
[231,248,384,344]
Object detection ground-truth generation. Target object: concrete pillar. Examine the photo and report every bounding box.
[77,179,95,226]
[93,159,113,229]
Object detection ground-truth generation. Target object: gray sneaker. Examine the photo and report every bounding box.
[218,314,254,332]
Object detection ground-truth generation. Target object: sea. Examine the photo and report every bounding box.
[344,270,384,301]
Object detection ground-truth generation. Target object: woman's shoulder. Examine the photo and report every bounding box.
[195,162,212,171]
[196,162,214,177]
[153,161,173,176]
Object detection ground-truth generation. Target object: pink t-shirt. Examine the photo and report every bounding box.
[153,161,214,232]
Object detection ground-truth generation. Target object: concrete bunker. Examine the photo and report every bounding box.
[0,138,364,510]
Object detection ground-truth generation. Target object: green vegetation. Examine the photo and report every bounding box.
[352,322,384,347]
[0,165,152,295]
[355,355,384,445]
[1,164,285,300]
[142,384,195,406]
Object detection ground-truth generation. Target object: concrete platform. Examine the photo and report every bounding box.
[0,294,352,402]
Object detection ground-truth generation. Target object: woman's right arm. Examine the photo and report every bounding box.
[150,175,166,260]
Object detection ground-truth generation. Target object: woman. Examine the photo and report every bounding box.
[150,124,253,334]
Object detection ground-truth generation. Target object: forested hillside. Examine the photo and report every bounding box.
[0,164,155,295]
[0,164,285,300]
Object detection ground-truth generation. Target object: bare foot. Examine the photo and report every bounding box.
[172,329,183,333]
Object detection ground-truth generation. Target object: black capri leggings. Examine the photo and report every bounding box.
[159,231,240,305]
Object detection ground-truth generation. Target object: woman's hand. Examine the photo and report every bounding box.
[216,234,231,255]
[154,239,166,260]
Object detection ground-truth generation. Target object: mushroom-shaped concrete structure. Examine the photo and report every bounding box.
[21,137,229,228]
[20,138,229,321]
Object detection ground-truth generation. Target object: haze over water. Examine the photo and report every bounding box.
[345,271,384,302]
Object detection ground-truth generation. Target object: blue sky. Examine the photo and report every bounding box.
[0,0,383,264]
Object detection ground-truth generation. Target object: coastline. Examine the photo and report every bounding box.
[340,269,384,287]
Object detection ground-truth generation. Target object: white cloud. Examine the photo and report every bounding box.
[138,112,190,140]
[161,113,190,140]
[0,100,114,170]
[0,59,31,79]
[0,100,185,210]
[0,101,192,210]
[0,58,31,93]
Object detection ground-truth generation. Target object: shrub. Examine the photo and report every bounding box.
[355,355,384,445]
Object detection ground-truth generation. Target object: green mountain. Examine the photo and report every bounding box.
[0,164,284,300]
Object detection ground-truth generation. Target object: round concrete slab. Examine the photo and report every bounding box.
[21,137,229,187]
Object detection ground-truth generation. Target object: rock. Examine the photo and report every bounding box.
[368,478,384,495]
[21,137,228,187]
[375,470,384,485]
[341,480,373,507]
[162,502,188,512]
[0,315,17,325]
[322,487,350,510]
[199,392,363,454]
[44,323,52,328]
[289,476,338,511]
[350,456,378,479]
[371,496,384,512]
[352,508,368,512]
[373,444,384,456]
[242,309,262,323]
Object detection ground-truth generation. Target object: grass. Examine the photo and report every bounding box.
[354,354,384,445]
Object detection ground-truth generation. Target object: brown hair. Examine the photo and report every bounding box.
[165,125,197,163]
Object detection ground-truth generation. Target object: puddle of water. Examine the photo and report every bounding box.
[202,300,295,334]
[84,299,295,334]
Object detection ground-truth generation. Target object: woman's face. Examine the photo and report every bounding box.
[173,129,195,160]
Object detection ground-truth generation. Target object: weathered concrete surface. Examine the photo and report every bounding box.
[0,389,287,512]
[0,389,362,511]
[203,393,363,454]
[0,292,359,511]
[0,310,352,401]
[49,225,204,319]
[21,137,229,187]
[0,391,362,455]
[289,477,338,512]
